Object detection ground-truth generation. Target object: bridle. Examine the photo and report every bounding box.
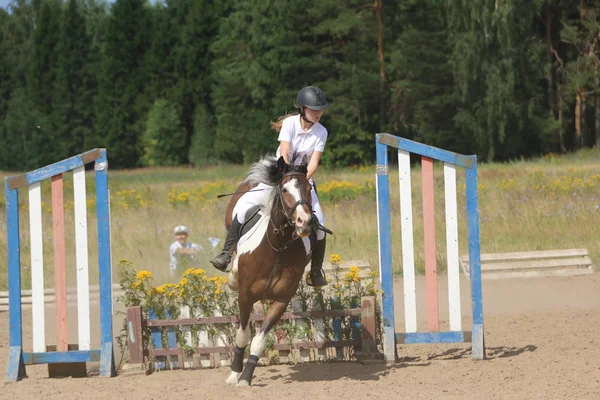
[266,171,313,253]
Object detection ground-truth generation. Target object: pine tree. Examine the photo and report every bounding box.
[188,104,217,166]
[24,0,62,166]
[170,0,229,163]
[387,0,463,153]
[445,0,553,161]
[94,0,152,168]
[140,99,187,166]
[53,0,95,158]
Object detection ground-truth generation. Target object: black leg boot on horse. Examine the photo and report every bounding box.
[306,236,328,287]
[210,216,243,272]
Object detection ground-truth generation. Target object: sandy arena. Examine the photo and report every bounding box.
[1,273,599,400]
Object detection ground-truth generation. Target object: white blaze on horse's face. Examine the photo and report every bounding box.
[282,178,312,237]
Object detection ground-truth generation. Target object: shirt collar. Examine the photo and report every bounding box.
[295,115,313,134]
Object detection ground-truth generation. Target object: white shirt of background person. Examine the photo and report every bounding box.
[169,225,202,276]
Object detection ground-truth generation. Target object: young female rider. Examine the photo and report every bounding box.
[210,86,329,287]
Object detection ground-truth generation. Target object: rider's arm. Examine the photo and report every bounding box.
[307,151,322,181]
[280,141,291,163]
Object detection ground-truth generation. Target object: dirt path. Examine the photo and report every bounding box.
[1,274,599,400]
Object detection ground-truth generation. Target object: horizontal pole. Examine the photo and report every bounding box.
[396,331,472,344]
[153,340,362,357]
[146,308,362,327]
[6,149,103,190]
[23,350,101,365]
[462,248,589,263]
[0,283,122,298]
[377,134,474,169]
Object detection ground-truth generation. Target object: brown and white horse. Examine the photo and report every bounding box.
[224,156,315,387]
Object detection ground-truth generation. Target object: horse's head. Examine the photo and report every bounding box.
[275,156,313,238]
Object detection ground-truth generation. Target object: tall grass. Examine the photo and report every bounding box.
[1,149,599,291]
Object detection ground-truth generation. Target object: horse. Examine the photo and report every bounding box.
[222,155,316,387]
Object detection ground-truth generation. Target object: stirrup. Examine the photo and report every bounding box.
[306,268,328,287]
[210,252,232,272]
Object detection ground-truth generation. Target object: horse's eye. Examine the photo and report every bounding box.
[282,188,288,193]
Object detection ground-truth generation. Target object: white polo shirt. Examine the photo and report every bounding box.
[276,115,327,165]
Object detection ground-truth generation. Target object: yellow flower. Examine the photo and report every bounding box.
[329,254,342,264]
[179,277,189,286]
[183,268,195,277]
[192,269,206,276]
[131,280,142,289]
[136,270,152,280]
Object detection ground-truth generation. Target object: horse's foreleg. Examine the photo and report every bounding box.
[225,296,254,386]
[237,300,289,387]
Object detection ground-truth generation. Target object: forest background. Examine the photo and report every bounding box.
[1,0,599,171]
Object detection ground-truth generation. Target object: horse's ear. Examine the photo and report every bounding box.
[276,156,287,173]
[301,155,309,168]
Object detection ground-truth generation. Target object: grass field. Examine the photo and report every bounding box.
[1,148,599,291]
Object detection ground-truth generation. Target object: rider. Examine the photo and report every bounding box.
[210,86,329,287]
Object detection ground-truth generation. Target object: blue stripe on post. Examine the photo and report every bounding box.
[378,134,474,169]
[331,297,344,359]
[95,150,115,377]
[396,331,469,344]
[466,159,485,360]
[149,310,166,370]
[24,350,101,365]
[5,180,25,382]
[165,312,178,369]
[375,134,396,363]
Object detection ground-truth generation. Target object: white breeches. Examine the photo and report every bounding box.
[233,182,325,241]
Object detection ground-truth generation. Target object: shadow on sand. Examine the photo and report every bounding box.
[269,358,430,383]
[426,344,537,361]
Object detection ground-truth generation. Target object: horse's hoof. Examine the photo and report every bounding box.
[236,380,251,387]
[225,372,240,386]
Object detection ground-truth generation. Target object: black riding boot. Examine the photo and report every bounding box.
[306,236,328,287]
[210,217,243,272]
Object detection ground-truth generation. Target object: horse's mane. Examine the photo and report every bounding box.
[242,154,307,187]
[241,154,308,216]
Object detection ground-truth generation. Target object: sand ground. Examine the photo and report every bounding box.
[1,273,599,400]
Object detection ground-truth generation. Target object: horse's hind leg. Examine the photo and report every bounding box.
[225,295,254,386]
[237,300,289,387]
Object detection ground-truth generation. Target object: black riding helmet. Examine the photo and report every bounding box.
[295,86,328,111]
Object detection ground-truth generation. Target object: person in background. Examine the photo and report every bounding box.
[169,225,201,277]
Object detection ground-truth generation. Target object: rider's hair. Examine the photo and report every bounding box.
[270,106,302,132]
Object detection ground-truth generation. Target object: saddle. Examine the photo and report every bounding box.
[240,205,263,237]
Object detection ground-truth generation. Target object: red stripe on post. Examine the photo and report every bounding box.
[421,157,439,332]
[52,174,68,351]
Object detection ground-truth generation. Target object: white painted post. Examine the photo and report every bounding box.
[291,299,310,363]
[29,182,45,353]
[180,306,193,368]
[196,310,211,368]
[398,150,417,332]
[444,164,462,331]
[213,310,230,367]
[73,166,91,350]
[312,297,326,361]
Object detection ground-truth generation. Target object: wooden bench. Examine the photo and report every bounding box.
[459,248,595,280]
[323,259,373,278]
[304,259,374,280]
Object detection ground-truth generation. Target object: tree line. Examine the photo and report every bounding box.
[0,0,599,170]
